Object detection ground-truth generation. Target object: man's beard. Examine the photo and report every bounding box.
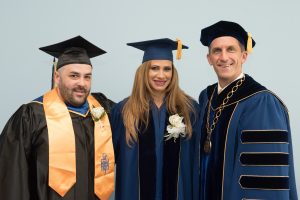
[58,84,90,107]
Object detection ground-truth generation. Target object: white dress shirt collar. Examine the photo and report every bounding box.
[218,73,244,94]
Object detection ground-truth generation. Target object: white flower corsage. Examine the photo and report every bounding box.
[91,107,106,122]
[164,114,186,142]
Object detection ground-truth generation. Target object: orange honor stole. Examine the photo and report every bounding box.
[44,89,114,199]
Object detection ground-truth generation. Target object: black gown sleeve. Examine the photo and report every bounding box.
[0,104,39,200]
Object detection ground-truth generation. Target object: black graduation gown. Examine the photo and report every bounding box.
[0,93,114,200]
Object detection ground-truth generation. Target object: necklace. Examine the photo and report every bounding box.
[204,76,245,153]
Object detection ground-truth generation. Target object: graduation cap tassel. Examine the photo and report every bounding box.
[51,57,57,89]
[176,38,182,60]
[247,32,253,53]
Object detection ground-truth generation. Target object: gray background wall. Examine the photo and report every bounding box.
[1,0,299,198]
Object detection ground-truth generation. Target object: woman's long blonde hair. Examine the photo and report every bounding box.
[122,61,196,145]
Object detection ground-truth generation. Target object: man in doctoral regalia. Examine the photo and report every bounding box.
[0,36,115,200]
[198,21,297,200]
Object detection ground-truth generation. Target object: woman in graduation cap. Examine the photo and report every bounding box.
[110,38,201,200]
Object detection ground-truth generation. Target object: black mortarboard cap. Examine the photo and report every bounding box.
[127,38,188,63]
[39,35,106,69]
[200,21,256,53]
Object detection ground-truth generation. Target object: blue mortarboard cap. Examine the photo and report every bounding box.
[200,21,255,53]
[127,38,188,63]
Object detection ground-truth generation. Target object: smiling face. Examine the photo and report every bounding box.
[207,36,248,87]
[55,63,92,107]
[147,59,173,96]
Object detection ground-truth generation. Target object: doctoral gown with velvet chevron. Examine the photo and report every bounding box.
[198,74,297,200]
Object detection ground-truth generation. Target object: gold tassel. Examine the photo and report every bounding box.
[53,58,57,72]
[247,32,253,53]
[51,57,58,89]
[176,38,182,60]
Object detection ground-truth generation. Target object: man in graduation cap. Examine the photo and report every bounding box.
[0,36,115,200]
[198,21,298,199]
[110,38,201,200]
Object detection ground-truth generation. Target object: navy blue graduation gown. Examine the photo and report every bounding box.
[0,93,114,200]
[198,74,297,200]
[110,99,201,200]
